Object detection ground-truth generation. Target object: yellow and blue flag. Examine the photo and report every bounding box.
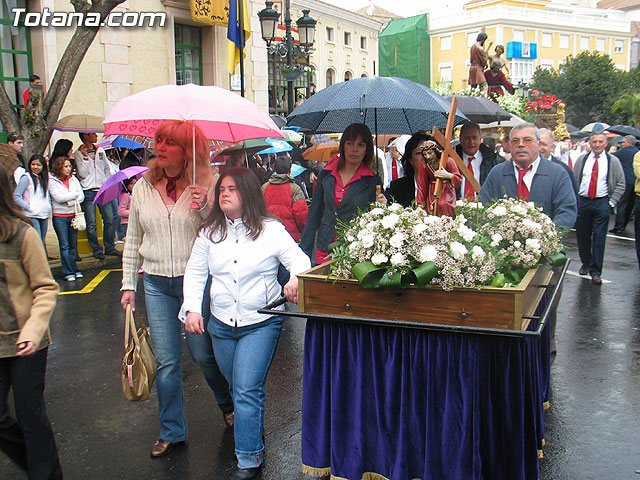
[227,0,251,74]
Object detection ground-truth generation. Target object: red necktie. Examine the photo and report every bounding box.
[391,158,398,180]
[464,157,475,200]
[517,165,532,201]
[164,171,181,202]
[588,154,598,199]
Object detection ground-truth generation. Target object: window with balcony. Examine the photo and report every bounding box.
[510,59,535,85]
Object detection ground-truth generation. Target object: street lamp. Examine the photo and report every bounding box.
[258,1,316,114]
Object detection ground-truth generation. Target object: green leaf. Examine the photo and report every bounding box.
[491,273,506,287]
[412,261,439,287]
[546,252,568,268]
[352,261,386,288]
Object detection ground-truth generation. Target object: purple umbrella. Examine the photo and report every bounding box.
[93,166,149,205]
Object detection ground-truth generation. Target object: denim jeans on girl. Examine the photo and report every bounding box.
[142,274,232,442]
[52,216,79,276]
[28,217,48,245]
[208,315,284,469]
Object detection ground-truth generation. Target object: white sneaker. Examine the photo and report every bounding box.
[64,275,76,282]
[75,272,84,279]
[115,240,124,244]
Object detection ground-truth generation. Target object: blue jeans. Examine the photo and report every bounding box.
[208,315,284,469]
[29,217,47,245]
[143,274,232,442]
[82,191,117,255]
[52,216,79,276]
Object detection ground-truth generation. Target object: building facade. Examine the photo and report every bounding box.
[429,0,632,91]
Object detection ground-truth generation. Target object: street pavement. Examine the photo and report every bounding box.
[1,226,639,479]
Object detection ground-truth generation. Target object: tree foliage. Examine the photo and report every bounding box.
[0,0,124,160]
[530,52,636,127]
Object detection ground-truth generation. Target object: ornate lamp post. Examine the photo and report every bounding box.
[258,1,316,114]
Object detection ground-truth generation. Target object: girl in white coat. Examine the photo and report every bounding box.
[13,154,51,244]
[48,156,84,281]
[181,167,310,480]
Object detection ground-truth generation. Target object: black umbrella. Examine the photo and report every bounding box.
[446,95,511,124]
[566,124,579,133]
[606,124,640,138]
[270,114,287,129]
[286,77,468,134]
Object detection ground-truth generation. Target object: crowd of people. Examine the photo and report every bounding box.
[2,115,638,479]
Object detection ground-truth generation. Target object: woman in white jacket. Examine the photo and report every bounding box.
[13,154,51,244]
[48,156,85,282]
[181,167,310,480]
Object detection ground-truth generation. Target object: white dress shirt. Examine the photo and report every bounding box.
[383,151,404,189]
[180,218,310,327]
[578,152,609,198]
[512,157,541,191]
[460,150,483,194]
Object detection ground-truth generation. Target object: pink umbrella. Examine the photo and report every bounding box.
[103,84,283,142]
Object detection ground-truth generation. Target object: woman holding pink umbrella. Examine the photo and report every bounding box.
[120,120,233,457]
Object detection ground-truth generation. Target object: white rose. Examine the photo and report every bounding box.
[349,241,361,252]
[457,214,467,224]
[456,199,466,207]
[525,238,541,253]
[450,241,467,260]
[370,207,384,216]
[491,233,503,246]
[491,205,507,216]
[470,201,483,209]
[522,219,542,230]
[388,203,403,212]
[418,245,437,263]
[457,225,476,242]
[514,241,522,248]
[381,213,400,229]
[511,205,527,215]
[414,223,428,235]
[391,252,405,266]
[389,232,405,248]
[346,234,355,242]
[371,253,388,265]
[424,215,439,225]
[361,233,375,248]
[472,245,485,261]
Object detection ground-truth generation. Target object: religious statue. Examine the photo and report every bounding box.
[416,140,462,217]
[468,32,491,94]
[553,103,570,141]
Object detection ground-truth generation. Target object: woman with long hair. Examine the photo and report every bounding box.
[300,122,386,264]
[181,167,310,480]
[13,154,51,244]
[120,120,233,458]
[48,155,84,282]
[0,164,62,479]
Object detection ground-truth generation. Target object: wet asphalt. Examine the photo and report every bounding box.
[1,227,639,480]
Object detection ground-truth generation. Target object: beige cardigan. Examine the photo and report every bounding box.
[121,176,212,291]
[0,223,59,358]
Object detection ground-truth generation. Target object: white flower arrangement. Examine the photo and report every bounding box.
[330,198,566,290]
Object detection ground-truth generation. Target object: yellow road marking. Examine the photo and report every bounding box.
[58,269,122,295]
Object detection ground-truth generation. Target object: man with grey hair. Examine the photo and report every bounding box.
[573,131,625,285]
[609,134,638,234]
[480,123,577,230]
[538,128,578,200]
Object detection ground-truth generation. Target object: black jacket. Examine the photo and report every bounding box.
[300,168,381,259]
[454,143,498,198]
[385,175,415,207]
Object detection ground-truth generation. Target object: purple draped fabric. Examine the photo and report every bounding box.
[302,295,551,480]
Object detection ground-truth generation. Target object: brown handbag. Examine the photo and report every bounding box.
[121,305,156,402]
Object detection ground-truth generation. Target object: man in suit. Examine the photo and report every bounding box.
[538,128,578,202]
[573,131,625,285]
[455,121,498,200]
[609,135,638,234]
[480,123,577,357]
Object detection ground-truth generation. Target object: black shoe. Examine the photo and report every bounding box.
[106,250,122,257]
[591,275,603,285]
[579,265,589,276]
[609,228,623,234]
[92,252,105,260]
[231,467,259,480]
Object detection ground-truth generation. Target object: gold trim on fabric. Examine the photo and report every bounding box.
[543,401,550,410]
[538,449,544,459]
[302,464,332,477]
[362,473,391,480]
[542,438,546,447]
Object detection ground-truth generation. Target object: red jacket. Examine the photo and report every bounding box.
[262,174,308,242]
